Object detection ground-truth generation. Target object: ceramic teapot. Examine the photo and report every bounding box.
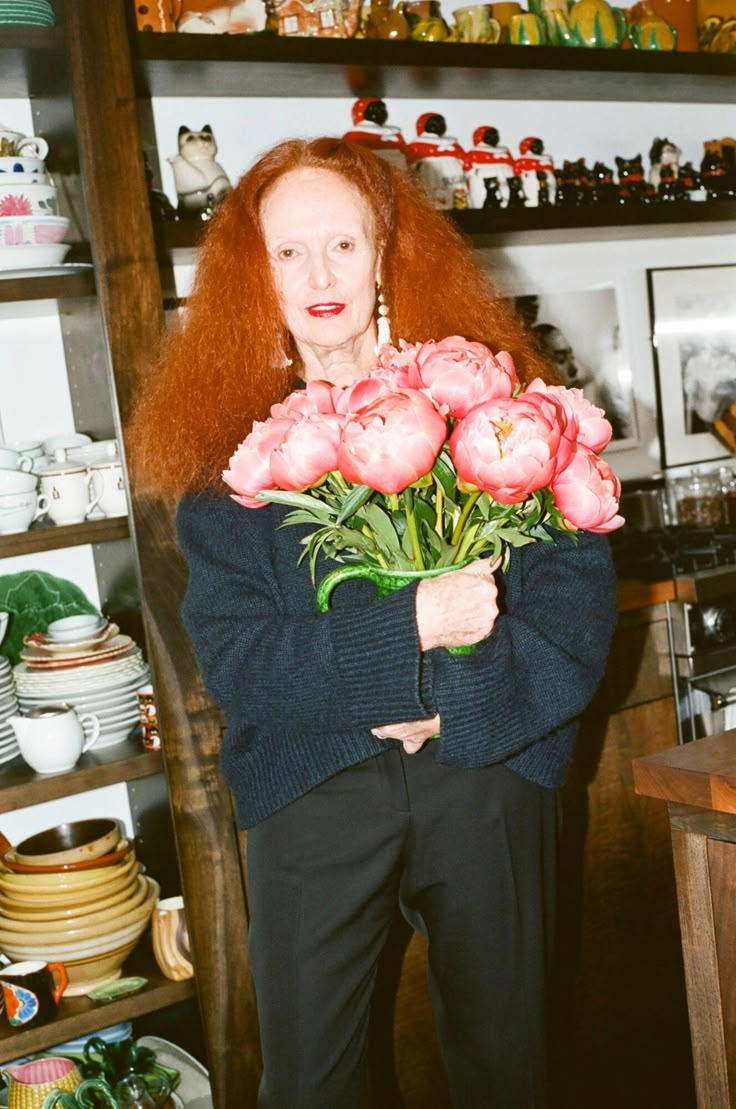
[0,124,48,160]
[567,0,627,44]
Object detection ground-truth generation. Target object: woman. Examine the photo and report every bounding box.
[130,137,617,1108]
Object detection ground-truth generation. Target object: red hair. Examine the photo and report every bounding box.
[128,137,554,495]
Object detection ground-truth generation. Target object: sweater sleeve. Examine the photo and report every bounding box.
[176,494,432,732]
[425,531,617,767]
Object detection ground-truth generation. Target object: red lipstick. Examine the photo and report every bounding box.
[307,303,346,318]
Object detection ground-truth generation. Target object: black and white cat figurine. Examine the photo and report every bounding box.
[167,124,231,219]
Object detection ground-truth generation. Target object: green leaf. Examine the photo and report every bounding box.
[336,483,373,525]
[258,490,337,516]
[362,503,402,556]
[433,454,456,499]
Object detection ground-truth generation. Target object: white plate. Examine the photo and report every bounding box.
[0,262,92,281]
[136,1037,212,1108]
[0,244,70,270]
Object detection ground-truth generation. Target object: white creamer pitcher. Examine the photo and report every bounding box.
[9,704,100,774]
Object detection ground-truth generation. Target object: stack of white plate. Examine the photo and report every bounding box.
[13,649,150,750]
[0,656,20,765]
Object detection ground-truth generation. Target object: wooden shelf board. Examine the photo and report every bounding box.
[0,516,129,558]
[0,26,66,98]
[0,735,163,812]
[0,269,96,304]
[0,939,195,1063]
[133,33,736,101]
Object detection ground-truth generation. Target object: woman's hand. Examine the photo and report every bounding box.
[415,557,501,651]
[371,715,441,755]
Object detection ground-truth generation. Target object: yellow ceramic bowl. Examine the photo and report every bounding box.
[0,853,137,896]
[0,874,150,933]
[0,877,158,948]
[0,867,140,912]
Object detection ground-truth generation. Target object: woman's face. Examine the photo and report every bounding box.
[260,167,380,364]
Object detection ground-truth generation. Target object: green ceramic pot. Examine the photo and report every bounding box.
[316,562,478,655]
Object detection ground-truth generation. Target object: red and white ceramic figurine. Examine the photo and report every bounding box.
[343,98,414,173]
[408,112,468,210]
[464,125,516,209]
[513,135,557,207]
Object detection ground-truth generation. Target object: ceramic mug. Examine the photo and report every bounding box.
[0,126,48,160]
[508,10,548,39]
[0,490,49,534]
[0,154,46,175]
[453,4,502,38]
[490,0,522,33]
[39,466,101,526]
[89,461,127,518]
[9,705,101,774]
[0,960,69,1027]
[152,895,194,981]
[0,448,33,472]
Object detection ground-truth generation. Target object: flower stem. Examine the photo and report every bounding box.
[434,479,444,540]
[362,526,389,568]
[451,491,481,547]
[402,489,424,570]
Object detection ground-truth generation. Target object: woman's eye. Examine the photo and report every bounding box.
[278,248,297,261]
[336,240,354,252]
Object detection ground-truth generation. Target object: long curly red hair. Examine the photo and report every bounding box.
[128,136,555,495]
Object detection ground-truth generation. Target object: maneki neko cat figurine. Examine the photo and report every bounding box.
[464,125,515,208]
[513,136,557,207]
[343,98,414,173]
[408,112,468,210]
[167,124,232,219]
[648,136,681,191]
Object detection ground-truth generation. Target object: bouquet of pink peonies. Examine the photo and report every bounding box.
[223,336,625,585]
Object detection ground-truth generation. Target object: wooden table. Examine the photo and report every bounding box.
[633,730,736,1109]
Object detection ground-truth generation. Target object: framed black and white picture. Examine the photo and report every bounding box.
[649,264,736,467]
[513,284,640,450]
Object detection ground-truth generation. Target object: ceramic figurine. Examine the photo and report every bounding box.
[144,152,177,222]
[343,98,414,172]
[591,161,619,204]
[657,163,688,201]
[482,177,506,209]
[464,126,515,208]
[567,0,627,45]
[408,113,468,210]
[176,0,267,32]
[628,7,678,47]
[615,154,655,203]
[167,124,231,219]
[678,160,708,201]
[506,176,527,208]
[649,136,681,190]
[700,150,736,199]
[513,136,556,208]
[274,0,359,34]
[361,0,411,37]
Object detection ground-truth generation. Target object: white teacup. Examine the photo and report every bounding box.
[0,155,46,175]
[0,468,38,495]
[0,181,57,215]
[9,704,101,774]
[5,439,43,457]
[0,127,48,161]
[0,490,48,534]
[89,461,127,518]
[42,432,92,456]
[38,464,100,526]
[0,448,33,472]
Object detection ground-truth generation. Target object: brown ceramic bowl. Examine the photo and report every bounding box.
[1,838,133,875]
[10,818,121,867]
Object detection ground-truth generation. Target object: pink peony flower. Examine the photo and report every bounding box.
[415,336,520,419]
[337,389,447,494]
[526,378,612,455]
[222,417,294,508]
[449,393,566,504]
[270,413,343,491]
[332,376,394,416]
[369,341,422,390]
[551,445,624,533]
[270,380,335,421]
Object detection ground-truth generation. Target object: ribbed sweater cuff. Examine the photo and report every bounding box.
[329,581,430,727]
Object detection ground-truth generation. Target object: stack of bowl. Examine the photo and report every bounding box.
[0,0,55,27]
[0,123,69,271]
[0,819,159,996]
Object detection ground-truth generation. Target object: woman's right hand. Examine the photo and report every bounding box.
[415,558,500,651]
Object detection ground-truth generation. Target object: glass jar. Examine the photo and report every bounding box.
[718,465,736,525]
[671,468,723,527]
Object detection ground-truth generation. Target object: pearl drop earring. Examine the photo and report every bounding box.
[376,287,391,352]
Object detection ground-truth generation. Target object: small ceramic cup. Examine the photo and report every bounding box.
[0,448,33,472]
[89,461,127,518]
[0,154,46,175]
[38,464,101,526]
[0,490,49,534]
[453,4,502,38]
[152,895,194,981]
[0,960,69,1028]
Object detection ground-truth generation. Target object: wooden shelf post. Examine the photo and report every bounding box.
[633,731,736,1109]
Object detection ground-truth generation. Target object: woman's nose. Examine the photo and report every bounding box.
[308,254,335,290]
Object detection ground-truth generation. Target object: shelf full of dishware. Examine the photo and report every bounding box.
[131,32,736,102]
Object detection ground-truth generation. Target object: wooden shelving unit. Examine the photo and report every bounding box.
[0,267,95,304]
[0,516,129,558]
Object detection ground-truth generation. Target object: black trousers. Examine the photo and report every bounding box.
[246,745,558,1109]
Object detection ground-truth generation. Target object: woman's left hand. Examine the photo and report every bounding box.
[371,715,441,754]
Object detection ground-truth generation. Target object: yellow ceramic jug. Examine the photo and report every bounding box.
[567,0,627,44]
[629,9,678,44]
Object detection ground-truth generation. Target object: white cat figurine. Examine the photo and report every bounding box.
[176,0,266,33]
[167,125,232,218]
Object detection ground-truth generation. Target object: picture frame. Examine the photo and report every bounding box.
[510,283,641,451]
[648,263,736,469]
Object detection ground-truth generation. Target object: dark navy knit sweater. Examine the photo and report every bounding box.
[176,492,618,829]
